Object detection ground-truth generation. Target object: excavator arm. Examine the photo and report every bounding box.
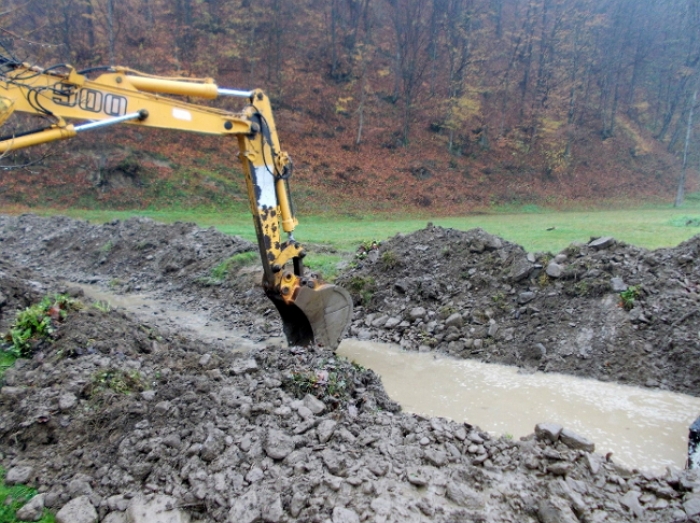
[0,59,352,349]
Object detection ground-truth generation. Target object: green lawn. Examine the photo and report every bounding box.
[20,204,700,254]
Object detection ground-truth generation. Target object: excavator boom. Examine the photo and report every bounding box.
[0,59,352,349]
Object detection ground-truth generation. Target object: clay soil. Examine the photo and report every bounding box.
[0,213,699,523]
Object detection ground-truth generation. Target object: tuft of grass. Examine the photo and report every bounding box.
[0,468,55,523]
[201,251,258,285]
[85,369,146,397]
[619,285,642,310]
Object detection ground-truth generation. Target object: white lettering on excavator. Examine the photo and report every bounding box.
[254,165,276,208]
[172,108,192,121]
[52,84,127,117]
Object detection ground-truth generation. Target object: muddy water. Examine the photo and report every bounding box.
[338,339,700,474]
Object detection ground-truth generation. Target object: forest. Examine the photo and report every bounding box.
[0,0,699,212]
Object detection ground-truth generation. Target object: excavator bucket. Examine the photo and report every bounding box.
[270,284,352,350]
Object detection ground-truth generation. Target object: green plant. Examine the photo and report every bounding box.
[2,294,77,358]
[346,276,377,305]
[619,285,641,310]
[86,369,146,397]
[380,250,398,270]
[92,300,112,313]
[288,369,348,400]
[99,240,114,253]
[0,468,55,523]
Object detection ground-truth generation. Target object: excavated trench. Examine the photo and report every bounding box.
[78,284,700,473]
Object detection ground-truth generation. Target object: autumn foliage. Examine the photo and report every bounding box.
[0,0,697,212]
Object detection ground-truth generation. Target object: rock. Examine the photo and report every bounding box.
[317,419,337,443]
[231,359,258,375]
[684,495,700,518]
[102,512,127,523]
[227,490,259,523]
[394,280,410,294]
[546,262,563,278]
[264,430,295,460]
[303,393,326,414]
[445,313,463,328]
[332,507,360,523]
[126,495,189,523]
[409,307,427,322]
[518,291,536,304]
[16,494,45,522]
[140,390,156,401]
[56,496,98,523]
[321,449,347,475]
[588,236,615,250]
[424,449,448,467]
[510,258,533,282]
[537,497,579,523]
[620,490,644,518]
[547,462,573,476]
[446,482,484,509]
[406,466,431,486]
[611,277,627,292]
[559,428,594,452]
[384,317,402,329]
[261,494,284,523]
[201,428,226,462]
[535,423,563,443]
[6,466,33,485]
[58,393,77,411]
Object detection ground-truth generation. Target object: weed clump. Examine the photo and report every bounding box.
[1,294,79,358]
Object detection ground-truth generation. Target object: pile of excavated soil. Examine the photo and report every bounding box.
[1,262,700,523]
[1,214,700,522]
[338,224,700,396]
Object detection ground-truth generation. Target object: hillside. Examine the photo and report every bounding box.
[0,0,696,211]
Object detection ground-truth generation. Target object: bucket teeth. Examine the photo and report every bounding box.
[269,284,352,350]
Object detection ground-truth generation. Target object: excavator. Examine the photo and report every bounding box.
[0,57,353,350]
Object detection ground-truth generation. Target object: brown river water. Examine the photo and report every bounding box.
[80,285,700,474]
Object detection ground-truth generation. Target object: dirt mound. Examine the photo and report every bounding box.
[338,223,700,396]
[0,213,281,338]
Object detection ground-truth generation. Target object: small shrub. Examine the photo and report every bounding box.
[619,285,641,310]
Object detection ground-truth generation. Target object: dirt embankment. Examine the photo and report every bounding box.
[338,224,700,397]
[1,214,700,523]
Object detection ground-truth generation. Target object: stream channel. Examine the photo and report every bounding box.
[80,284,700,475]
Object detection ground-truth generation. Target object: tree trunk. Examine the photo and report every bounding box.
[675,89,698,207]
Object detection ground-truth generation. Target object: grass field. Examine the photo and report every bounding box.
[12,203,700,254]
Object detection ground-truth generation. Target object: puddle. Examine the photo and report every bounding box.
[338,339,700,473]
